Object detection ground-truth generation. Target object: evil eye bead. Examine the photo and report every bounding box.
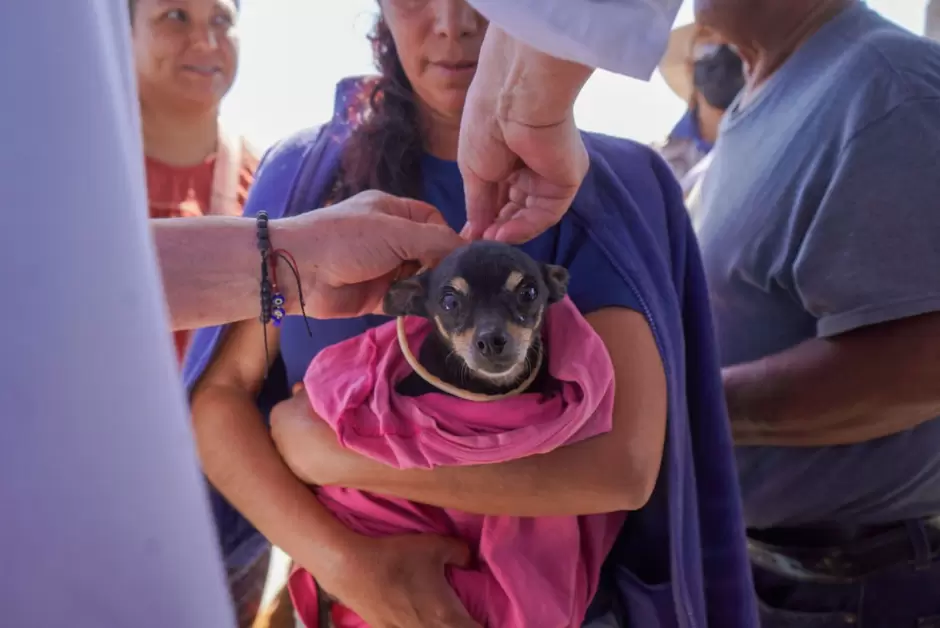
[272,293,286,307]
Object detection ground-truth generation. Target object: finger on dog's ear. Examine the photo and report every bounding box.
[394,260,422,283]
[383,272,429,317]
[542,264,570,303]
[292,382,305,396]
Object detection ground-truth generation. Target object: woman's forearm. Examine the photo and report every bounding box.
[287,308,665,517]
[330,438,644,517]
[273,389,629,517]
[191,386,355,574]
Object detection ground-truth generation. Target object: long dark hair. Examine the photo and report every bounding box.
[332,16,425,201]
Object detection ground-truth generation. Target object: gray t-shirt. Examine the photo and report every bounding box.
[698,3,940,529]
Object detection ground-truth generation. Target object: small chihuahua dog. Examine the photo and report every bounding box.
[384,241,570,396]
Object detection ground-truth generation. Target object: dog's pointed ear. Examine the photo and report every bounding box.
[384,272,430,317]
[541,264,570,304]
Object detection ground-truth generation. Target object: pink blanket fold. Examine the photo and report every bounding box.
[291,296,623,628]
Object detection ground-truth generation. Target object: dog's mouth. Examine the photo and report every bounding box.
[458,342,537,387]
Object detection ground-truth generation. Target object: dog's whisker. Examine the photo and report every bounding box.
[444,350,471,386]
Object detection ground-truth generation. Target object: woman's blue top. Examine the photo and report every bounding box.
[183,77,757,628]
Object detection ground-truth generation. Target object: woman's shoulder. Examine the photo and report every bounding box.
[256,125,333,172]
[242,123,344,219]
[576,133,682,214]
[566,131,691,292]
[582,131,676,191]
[252,74,374,175]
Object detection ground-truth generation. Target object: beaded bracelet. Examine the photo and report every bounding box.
[256,212,312,369]
[257,212,274,324]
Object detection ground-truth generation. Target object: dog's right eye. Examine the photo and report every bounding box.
[519,285,538,303]
[440,290,459,311]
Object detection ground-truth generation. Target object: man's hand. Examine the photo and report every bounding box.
[459,26,593,244]
[274,190,464,319]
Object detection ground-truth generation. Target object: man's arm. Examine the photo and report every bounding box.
[727,98,940,447]
[274,308,667,517]
[727,312,940,446]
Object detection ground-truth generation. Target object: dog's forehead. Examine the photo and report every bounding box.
[448,243,539,283]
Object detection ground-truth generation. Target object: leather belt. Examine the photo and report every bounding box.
[747,517,940,581]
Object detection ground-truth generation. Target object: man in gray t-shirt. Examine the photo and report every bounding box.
[698,0,940,621]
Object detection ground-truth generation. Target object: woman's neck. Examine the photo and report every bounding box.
[140,104,220,167]
[420,106,461,161]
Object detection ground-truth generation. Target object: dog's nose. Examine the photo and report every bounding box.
[476,329,509,356]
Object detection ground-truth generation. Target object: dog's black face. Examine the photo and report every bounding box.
[384,241,569,388]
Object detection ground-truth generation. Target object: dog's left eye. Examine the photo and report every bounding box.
[440,291,459,311]
[519,285,538,303]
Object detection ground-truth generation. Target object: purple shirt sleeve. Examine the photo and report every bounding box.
[1,3,235,626]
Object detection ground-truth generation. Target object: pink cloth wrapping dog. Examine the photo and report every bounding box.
[290,296,622,627]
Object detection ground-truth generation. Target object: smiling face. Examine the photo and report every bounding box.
[384,242,570,386]
[131,0,239,113]
[379,0,487,123]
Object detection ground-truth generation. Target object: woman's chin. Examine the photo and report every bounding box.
[165,88,226,114]
[423,94,471,123]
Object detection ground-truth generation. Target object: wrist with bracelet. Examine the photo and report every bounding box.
[256,211,312,368]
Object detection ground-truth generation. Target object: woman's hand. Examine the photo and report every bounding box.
[313,533,481,628]
[272,385,480,628]
[273,190,465,319]
[459,26,593,244]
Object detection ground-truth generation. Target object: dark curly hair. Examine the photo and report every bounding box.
[332,16,426,202]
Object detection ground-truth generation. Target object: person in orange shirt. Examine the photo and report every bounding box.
[132,0,257,363]
[131,1,272,626]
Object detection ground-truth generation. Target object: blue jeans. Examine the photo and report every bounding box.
[751,518,940,627]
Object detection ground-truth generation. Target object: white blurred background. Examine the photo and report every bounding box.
[221,1,930,152]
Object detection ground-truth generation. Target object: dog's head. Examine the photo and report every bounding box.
[384,241,569,387]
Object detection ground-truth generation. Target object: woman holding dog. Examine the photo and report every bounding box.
[185,1,754,627]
